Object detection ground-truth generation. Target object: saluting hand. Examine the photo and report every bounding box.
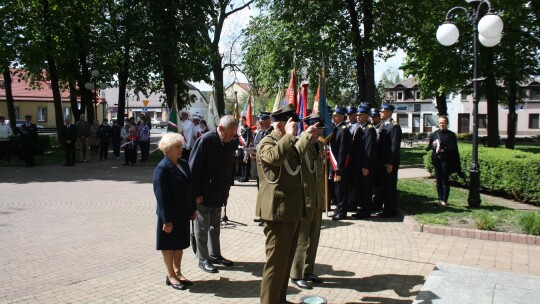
[284,118,297,135]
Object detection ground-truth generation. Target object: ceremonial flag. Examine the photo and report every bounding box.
[167,98,180,133]
[296,82,309,135]
[316,71,332,138]
[204,90,219,130]
[246,94,254,128]
[285,67,297,108]
[272,82,284,112]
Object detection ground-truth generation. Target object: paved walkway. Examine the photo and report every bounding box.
[0,162,539,303]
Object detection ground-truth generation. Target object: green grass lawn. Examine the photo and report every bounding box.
[400,146,427,166]
[398,178,539,234]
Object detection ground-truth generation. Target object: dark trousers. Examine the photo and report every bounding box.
[434,160,450,202]
[348,171,358,209]
[99,142,109,160]
[139,140,150,161]
[112,139,121,158]
[372,165,384,211]
[65,142,76,165]
[23,144,35,167]
[357,173,374,215]
[241,157,251,179]
[381,166,399,215]
[125,144,137,164]
[182,148,191,161]
[0,140,10,161]
[332,171,350,216]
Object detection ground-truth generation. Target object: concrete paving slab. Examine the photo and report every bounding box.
[414,262,540,304]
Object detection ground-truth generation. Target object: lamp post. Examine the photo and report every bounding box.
[84,70,108,122]
[436,0,503,207]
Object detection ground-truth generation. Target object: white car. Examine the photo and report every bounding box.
[151,118,167,128]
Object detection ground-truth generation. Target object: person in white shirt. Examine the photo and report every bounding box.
[180,110,195,161]
[0,115,13,163]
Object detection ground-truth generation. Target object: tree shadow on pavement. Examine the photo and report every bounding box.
[187,277,264,299]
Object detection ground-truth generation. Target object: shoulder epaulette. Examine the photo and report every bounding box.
[368,124,373,129]
[393,120,398,126]
[341,125,348,129]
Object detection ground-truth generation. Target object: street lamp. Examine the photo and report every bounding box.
[436,0,503,207]
[84,70,108,122]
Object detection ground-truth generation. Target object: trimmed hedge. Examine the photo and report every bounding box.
[7,134,52,155]
[423,144,540,204]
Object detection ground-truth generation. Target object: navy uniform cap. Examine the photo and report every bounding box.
[380,103,395,112]
[333,105,347,115]
[303,112,326,128]
[271,104,300,122]
[357,106,370,114]
[360,102,372,109]
[370,108,380,117]
[257,111,271,121]
[346,105,357,114]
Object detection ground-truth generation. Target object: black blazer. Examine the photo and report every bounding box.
[63,124,78,142]
[352,122,377,171]
[378,119,402,166]
[153,157,196,223]
[427,129,462,174]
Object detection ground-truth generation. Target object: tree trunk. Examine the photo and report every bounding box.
[345,0,365,103]
[2,64,17,131]
[116,45,130,126]
[484,49,499,147]
[435,92,447,116]
[68,80,80,122]
[41,0,64,143]
[505,81,517,149]
[74,25,93,122]
[362,0,376,103]
[212,55,225,116]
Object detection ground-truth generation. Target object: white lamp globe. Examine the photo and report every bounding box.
[436,23,460,46]
[85,82,94,90]
[478,14,503,39]
[479,33,502,47]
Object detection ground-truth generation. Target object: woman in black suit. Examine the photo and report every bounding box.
[427,115,462,206]
[153,133,196,290]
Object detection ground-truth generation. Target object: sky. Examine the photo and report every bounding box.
[191,2,405,92]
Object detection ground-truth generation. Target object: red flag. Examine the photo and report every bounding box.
[246,95,253,128]
[285,67,297,108]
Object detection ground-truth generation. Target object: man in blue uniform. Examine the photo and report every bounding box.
[351,106,377,219]
[377,103,402,218]
[370,108,383,213]
[329,105,352,221]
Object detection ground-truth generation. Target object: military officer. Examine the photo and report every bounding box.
[20,114,38,167]
[329,105,352,221]
[253,112,272,225]
[351,106,377,219]
[238,116,253,182]
[347,105,359,135]
[377,103,402,218]
[256,104,319,304]
[290,113,325,290]
[370,108,384,213]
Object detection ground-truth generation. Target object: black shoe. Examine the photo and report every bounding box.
[210,255,234,266]
[354,213,371,220]
[291,278,312,290]
[253,218,262,223]
[179,279,194,286]
[332,213,346,221]
[258,222,264,227]
[305,274,323,283]
[239,177,249,182]
[198,259,218,273]
[166,276,186,290]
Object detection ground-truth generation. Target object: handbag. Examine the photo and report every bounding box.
[190,220,197,254]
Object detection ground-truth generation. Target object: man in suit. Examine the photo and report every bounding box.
[290,113,325,290]
[256,104,318,304]
[370,108,384,213]
[351,106,377,219]
[20,114,38,167]
[377,103,402,218]
[63,118,78,166]
[238,116,253,182]
[189,115,237,274]
[329,105,352,221]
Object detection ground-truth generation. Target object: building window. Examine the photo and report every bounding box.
[530,88,540,100]
[63,107,72,119]
[396,91,404,101]
[461,92,468,101]
[415,91,421,100]
[37,107,47,122]
[14,107,20,119]
[397,113,408,127]
[413,104,421,112]
[530,114,539,129]
[478,114,487,128]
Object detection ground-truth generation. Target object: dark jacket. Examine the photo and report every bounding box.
[63,123,78,142]
[153,157,196,223]
[427,129,462,175]
[352,121,377,171]
[189,130,236,208]
[97,124,112,144]
[329,121,352,174]
[378,119,402,166]
[19,123,38,146]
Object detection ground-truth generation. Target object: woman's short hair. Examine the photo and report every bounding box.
[158,133,185,153]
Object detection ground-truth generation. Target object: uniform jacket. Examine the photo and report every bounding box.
[189,129,236,208]
[20,123,38,146]
[63,123,78,142]
[254,126,273,150]
[153,157,196,223]
[329,121,352,174]
[300,140,325,209]
[378,118,402,166]
[256,130,312,222]
[352,121,377,171]
[239,125,253,147]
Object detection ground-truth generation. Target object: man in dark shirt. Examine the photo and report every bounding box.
[20,114,38,167]
[97,119,112,160]
[238,116,253,182]
[189,115,238,274]
[63,118,78,166]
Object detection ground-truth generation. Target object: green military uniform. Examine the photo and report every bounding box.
[256,130,313,304]
[290,139,325,280]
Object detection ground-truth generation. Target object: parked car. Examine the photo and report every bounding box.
[5,120,44,133]
[151,118,167,128]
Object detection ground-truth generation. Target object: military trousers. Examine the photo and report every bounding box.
[260,220,300,304]
[357,172,374,215]
[290,206,322,279]
[332,171,350,216]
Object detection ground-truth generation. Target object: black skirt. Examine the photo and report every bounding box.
[156,217,190,250]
